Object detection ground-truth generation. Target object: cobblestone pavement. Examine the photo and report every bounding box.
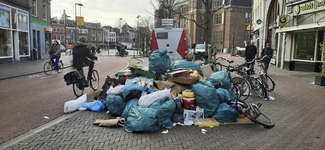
[1,53,325,150]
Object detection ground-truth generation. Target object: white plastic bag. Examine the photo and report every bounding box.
[69,53,73,62]
[138,89,171,108]
[106,85,124,95]
[64,93,87,113]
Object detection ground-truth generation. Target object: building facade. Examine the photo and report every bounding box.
[172,0,252,53]
[0,0,30,63]
[29,0,52,60]
[51,23,65,44]
[254,0,325,72]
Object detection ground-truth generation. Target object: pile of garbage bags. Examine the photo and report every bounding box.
[63,52,240,133]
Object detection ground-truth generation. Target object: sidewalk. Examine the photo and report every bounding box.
[1,52,325,150]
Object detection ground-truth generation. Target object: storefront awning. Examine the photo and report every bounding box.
[275,22,325,33]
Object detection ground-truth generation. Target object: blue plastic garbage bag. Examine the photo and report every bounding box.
[213,103,238,123]
[209,71,230,90]
[216,88,237,104]
[81,101,105,112]
[121,98,139,119]
[124,106,160,133]
[106,95,126,116]
[149,97,176,128]
[191,80,220,118]
[122,78,153,99]
[149,49,171,74]
[171,60,203,76]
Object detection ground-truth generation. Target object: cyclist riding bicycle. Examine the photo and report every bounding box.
[72,36,98,86]
[49,40,61,72]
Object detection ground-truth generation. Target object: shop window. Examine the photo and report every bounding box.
[294,32,316,60]
[316,31,325,61]
[18,10,28,31]
[0,4,10,28]
[0,29,12,56]
[19,32,28,55]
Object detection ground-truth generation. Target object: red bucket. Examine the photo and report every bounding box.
[183,97,196,109]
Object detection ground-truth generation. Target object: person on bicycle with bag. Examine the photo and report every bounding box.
[72,37,98,85]
[50,41,61,72]
[260,43,274,74]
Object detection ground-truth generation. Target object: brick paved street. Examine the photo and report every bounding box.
[1,52,325,150]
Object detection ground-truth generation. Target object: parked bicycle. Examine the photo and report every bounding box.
[43,55,64,75]
[227,97,275,128]
[256,55,276,92]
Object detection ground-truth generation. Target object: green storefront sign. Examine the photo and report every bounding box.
[294,0,325,15]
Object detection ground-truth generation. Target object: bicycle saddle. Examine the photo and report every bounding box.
[227,60,234,63]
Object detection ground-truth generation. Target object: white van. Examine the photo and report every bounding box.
[188,43,211,60]
[150,28,191,60]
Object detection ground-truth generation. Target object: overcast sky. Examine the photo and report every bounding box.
[51,0,157,28]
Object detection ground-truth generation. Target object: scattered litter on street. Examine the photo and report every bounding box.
[44,116,49,119]
[162,129,169,134]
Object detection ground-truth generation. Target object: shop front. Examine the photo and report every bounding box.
[0,3,29,63]
[276,0,325,72]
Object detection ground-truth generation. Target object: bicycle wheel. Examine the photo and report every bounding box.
[245,104,275,128]
[251,77,268,99]
[90,70,99,91]
[115,52,120,57]
[230,82,240,99]
[57,61,64,74]
[73,81,84,97]
[43,61,53,75]
[231,77,251,101]
[265,74,275,92]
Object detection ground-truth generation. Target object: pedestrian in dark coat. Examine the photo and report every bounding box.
[245,41,257,67]
[72,37,98,82]
[260,43,274,74]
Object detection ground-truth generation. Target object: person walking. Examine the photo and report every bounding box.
[50,41,61,72]
[245,40,257,68]
[72,37,98,85]
[260,43,274,74]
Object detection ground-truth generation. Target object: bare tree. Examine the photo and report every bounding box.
[151,0,228,63]
[136,16,154,55]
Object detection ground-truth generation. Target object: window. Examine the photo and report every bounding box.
[43,0,47,20]
[58,35,61,40]
[53,27,57,32]
[32,0,37,16]
[19,32,29,55]
[61,27,65,33]
[54,34,57,40]
[0,29,12,56]
[294,32,316,60]
[58,27,60,33]
[62,35,65,41]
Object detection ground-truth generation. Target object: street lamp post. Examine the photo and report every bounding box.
[137,15,140,57]
[64,10,70,48]
[75,2,83,43]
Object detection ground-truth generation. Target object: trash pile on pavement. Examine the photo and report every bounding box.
[64,50,244,133]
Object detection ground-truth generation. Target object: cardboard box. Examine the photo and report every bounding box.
[201,65,213,79]
[168,76,200,84]
[194,118,219,127]
[154,80,190,95]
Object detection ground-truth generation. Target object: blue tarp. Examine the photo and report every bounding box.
[209,71,230,90]
[171,60,204,76]
[81,101,105,112]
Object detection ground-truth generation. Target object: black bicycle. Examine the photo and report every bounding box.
[43,55,64,75]
[71,68,100,97]
[227,97,275,128]
[115,50,128,57]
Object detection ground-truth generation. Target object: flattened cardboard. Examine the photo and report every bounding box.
[168,76,200,84]
[154,80,190,95]
[201,65,213,79]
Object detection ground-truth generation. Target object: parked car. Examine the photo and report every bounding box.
[188,43,211,60]
[60,45,66,52]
